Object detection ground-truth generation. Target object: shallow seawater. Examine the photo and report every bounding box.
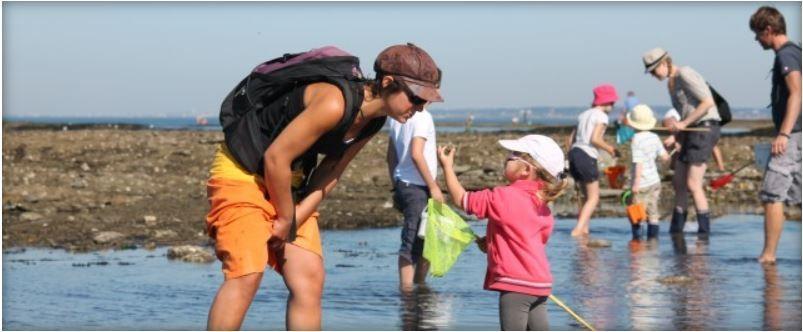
[3,215,801,330]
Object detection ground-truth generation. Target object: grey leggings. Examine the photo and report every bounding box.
[499,291,549,331]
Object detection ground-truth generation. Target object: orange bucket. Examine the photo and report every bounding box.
[604,165,626,189]
[626,202,646,225]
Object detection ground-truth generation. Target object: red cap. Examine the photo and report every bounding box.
[592,84,619,106]
[374,43,443,102]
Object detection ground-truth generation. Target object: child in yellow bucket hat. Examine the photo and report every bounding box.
[626,104,671,239]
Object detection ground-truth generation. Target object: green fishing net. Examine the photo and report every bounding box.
[422,199,476,277]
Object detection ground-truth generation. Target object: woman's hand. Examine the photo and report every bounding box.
[437,144,456,169]
[271,216,292,241]
[268,217,291,271]
[671,120,687,133]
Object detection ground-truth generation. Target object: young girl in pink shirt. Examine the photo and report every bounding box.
[437,135,568,330]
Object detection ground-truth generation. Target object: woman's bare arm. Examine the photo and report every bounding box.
[263,83,346,241]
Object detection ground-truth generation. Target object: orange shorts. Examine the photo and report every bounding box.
[206,177,323,280]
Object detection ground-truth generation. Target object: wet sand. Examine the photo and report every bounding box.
[2,119,799,251]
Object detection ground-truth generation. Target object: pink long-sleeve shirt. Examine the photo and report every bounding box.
[462,179,554,296]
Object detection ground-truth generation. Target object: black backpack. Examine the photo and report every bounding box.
[219,46,370,177]
[708,84,731,126]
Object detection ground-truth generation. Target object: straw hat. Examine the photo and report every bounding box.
[642,47,668,73]
[626,104,657,131]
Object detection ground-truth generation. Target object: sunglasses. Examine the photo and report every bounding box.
[399,80,428,106]
[505,152,536,168]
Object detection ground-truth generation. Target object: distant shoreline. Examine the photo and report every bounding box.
[2,118,776,134]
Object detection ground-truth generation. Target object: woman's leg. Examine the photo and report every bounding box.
[673,162,690,212]
[670,162,690,233]
[572,180,599,237]
[712,145,725,171]
[282,243,325,331]
[686,162,709,212]
[686,162,711,233]
[207,272,264,330]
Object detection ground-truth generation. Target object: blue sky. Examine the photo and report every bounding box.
[3,2,801,117]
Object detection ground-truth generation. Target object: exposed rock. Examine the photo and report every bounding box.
[142,215,158,226]
[166,245,215,263]
[153,229,178,239]
[19,212,44,222]
[93,231,125,244]
[71,179,87,189]
[2,120,797,252]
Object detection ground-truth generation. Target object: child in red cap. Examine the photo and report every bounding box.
[567,84,620,237]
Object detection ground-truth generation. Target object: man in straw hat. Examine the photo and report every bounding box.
[750,6,801,264]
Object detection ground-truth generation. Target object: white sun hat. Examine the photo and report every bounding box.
[626,104,658,131]
[498,134,566,179]
[663,108,681,121]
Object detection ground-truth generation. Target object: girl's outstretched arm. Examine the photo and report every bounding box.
[437,145,467,209]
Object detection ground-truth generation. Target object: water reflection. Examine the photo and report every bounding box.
[762,263,783,330]
[399,285,453,330]
[570,238,616,329]
[627,238,664,330]
[668,234,717,330]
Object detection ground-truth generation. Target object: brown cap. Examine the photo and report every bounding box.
[374,43,444,102]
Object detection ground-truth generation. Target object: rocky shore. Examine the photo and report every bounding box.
[2,119,798,252]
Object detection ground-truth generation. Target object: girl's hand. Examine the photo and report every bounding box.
[475,236,487,253]
[437,144,456,168]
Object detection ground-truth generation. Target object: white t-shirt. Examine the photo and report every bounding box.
[571,107,609,159]
[388,109,437,186]
[630,131,668,189]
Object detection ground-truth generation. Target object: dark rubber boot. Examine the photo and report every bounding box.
[697,212,711,234]
[631,223,642,240]
[647,224,660,239]
[669,210,687,234]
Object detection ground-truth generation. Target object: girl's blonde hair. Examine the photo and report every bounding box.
[519,153,569,203]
